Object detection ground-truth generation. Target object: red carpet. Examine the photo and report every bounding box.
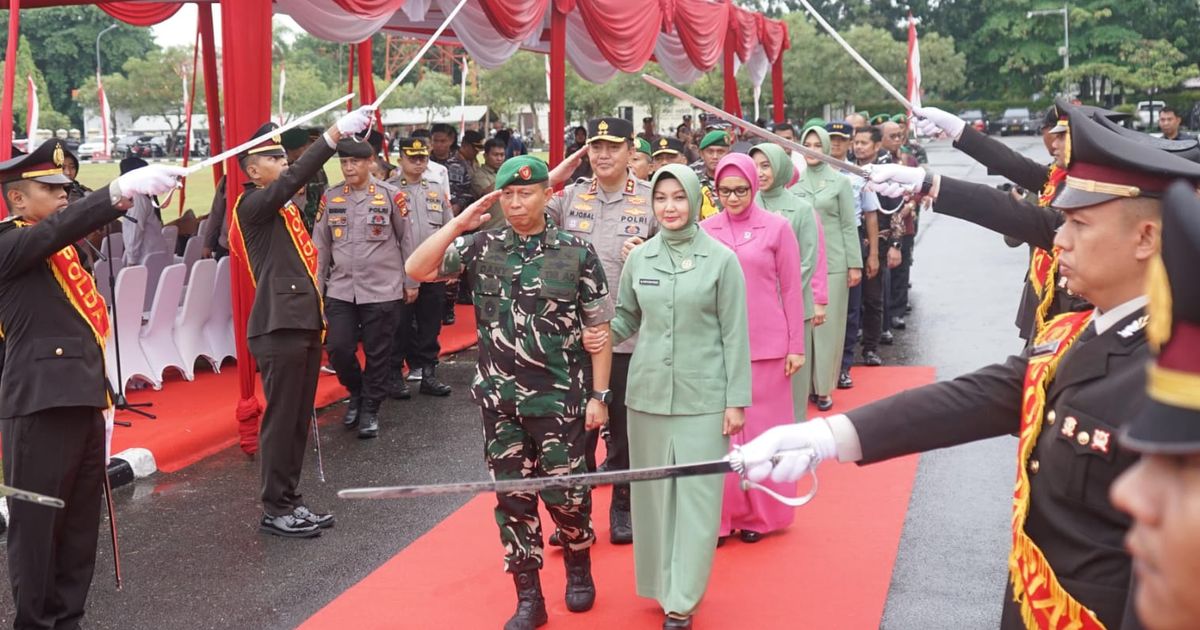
[298,366,935,630]
[110,305,479,473]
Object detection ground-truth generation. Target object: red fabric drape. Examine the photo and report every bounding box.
[758,15,788,63]
[199,3,224,185]
[573,0,661,72]
[0,0,18,219]
[478,0,550,41]
[346,44,356,112]
[728,5,757,63]
[671,0,730,72]
[355,40,385,132]
[333,0,406,19]
[548,2,565,167]
[771,52,784,124]
[98,2,182,26]
[220,0,273,454]
[722,29,742,119]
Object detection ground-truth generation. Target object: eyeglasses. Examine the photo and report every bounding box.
[717,186,752,199]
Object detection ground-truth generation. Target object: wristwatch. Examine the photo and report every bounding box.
[590,390,613,405]
[920,170,936,195]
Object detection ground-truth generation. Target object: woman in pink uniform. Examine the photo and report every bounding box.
[701,153,806,543]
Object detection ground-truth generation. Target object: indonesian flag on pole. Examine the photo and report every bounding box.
[907,12,922,111]
[98,80,113,159]
[278,65,286,125]
[25,76,38,150]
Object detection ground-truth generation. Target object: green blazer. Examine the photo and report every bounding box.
[612,231,752,416]
[792,168,862,273]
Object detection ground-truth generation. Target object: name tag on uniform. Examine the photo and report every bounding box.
[638,278,660,286]
[1031,339,1061,357]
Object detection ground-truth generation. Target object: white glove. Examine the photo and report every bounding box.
[116,164,187,198]
[867,164,926,198]
[740,417,838,484]
[912,106,965,140]
[337,106,375,135]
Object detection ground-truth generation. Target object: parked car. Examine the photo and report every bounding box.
[959,109,990,135]
[77,139,114,160]
[128,136,166,159]
[1136,100,1166,130]
[998,107,1035,136]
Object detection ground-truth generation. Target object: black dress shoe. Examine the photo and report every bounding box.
[419,367,452,396]
[863,350,883,366]
[891,316,907,330]
[387,371,411,400]
[293,505,335,529]
[739,530,763,543]
[563,547,595,612]
[663,613,693,628]
[259,513,320,538]
[342,394,361,429]
[880,330,895,346]
[837,371,854,389]
[357,401,380,439]
[816,396,834,412]
[442,310,456,326]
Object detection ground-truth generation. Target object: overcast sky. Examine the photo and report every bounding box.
[150,5,301,49]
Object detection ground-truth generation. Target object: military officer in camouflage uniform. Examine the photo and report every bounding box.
[314,138,410,439]
[386,138,454,396]
[406,155,614,630]
[546,117,654,546]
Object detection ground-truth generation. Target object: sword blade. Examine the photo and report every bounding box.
[338,458,736,500]
[640,75,869,178]
[101,474,122,590]
[0,484,66,508]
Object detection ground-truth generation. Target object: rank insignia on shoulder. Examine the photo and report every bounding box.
[1061,416,1078,438]
[1091,429,1111,454]
[1117,315,1148,339]
[624,179,635,194]
[331,196,346,203]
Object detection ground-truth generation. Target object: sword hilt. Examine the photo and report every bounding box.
[726,446,821,507]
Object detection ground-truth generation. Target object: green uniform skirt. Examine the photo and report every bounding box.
[791,318,815,421]
[811,271,848,397]
[628,409,728,615]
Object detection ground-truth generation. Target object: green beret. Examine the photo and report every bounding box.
[891,113,908,124]
[699,130,730,150]
[635,137,652,156]
[802,117,827,132]
[870,114,891,126]
[280,127,314,151]
[496,155,549,189]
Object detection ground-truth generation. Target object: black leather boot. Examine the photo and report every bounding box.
[562,547,596,613]
[342,393,361,429]
[609,485,632,545]
[504,570,548,630]
[387,370,411,400]
[357,399,381,439]
[419,366,452,396]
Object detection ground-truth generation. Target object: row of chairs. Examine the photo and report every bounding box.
[96,231,207,312]
[105,256,237,394]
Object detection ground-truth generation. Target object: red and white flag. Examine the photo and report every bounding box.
[98,79,113,159]
[906,12,922,112]
[25,76,39,150]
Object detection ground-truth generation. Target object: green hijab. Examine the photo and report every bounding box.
[800,126,833,188]
[752,143,795,203]
[650,164,703,261]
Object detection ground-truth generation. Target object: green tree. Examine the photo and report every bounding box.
[272,63,339,124]
[478,51,547,126]
[0,6,156,125]
[0,35,71,135]
[1118,38,1194,117]
[375,70,460,124]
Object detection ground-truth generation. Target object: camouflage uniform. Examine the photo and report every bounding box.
[439,221,614,572]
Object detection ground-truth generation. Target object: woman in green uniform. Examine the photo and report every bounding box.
[752,143,830,420]
[791,126,861,411]
[606,164,751,629]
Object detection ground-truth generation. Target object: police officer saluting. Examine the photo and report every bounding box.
[405,156,614,630]
[230,106,373,538]
[547,117,654,545]
[0,140,184,628]
[314,138,410,439]
[387,137,454,397]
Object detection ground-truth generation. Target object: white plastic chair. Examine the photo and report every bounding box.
[141,251,172,312]
[139,263,188,382]
[93,261,112,305]
[104,265,161,393]
[100,232,125,266]
[203,256,236,369]
[161,225,179,255]
[173,259,218,379]
[181,236,203,275]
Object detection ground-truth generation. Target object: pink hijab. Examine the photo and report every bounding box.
[714,153,763,222]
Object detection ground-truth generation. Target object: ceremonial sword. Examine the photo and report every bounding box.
[338,447,820,508]
[0,484,66,508]
[639,75,869,179]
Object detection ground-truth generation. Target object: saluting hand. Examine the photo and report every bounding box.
[621,236,645,261]
[454,189,502,232]
[784,353,805,377]
[723,407,745,436]
[582,326,608,353]
[548,146,589,188]
[585,398,609,431]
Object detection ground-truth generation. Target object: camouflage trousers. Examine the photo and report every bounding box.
[480,408,594,573]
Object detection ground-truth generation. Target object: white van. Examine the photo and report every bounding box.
[1136,100,1167,130]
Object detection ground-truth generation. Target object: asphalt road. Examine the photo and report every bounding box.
[0,135,1049,629]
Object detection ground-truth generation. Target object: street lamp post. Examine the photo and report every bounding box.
[1027,4,1070,97]
[95,24,118,158]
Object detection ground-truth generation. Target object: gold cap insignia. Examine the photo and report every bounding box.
[598,120,609,134]
[413,139,424,149]
[659,138,668,147]
[53,144,64,167]
[272,134,282,144]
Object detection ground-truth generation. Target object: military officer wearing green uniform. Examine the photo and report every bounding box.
[546,117,654,545]
[387,138,454,396]
[406,155,614,630]
[694,130,729,220]
[281,127,328,232]
[0,141,184,628]
[314,138,410,439]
